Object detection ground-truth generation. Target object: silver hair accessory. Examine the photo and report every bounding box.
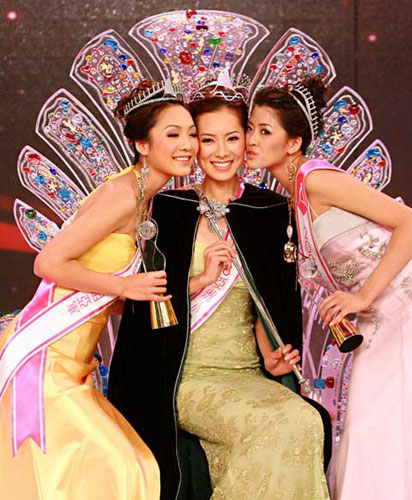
[289,84,319,143]
[124,79,183,116]
[190,67,251,104]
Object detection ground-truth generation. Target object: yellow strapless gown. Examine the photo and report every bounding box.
[0,168,160,500]
[177,240,329,500]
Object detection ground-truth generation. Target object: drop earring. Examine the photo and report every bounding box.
[141,156,149,185]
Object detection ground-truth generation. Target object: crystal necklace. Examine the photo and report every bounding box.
[195,184,239,232]
[134,168,157,241]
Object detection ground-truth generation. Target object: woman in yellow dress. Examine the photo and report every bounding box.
[0,79,198,500]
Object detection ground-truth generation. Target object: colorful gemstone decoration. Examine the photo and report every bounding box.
[314,378,326,389]
[179,51,192,65]
[253,28,336,90]
[240,167,265,187]
[37,90,123,189]
[71,30,148,122]
[130,10,268,99]
[186,9,197,19]
[18,146,85,220]
[308,88,372,166]
[15,200,60,252]
[346,140,392,191]
[92,350,110,396]
[0,311,21,335]
[25,208,36,220]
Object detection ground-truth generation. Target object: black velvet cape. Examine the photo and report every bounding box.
[108,184,331,500]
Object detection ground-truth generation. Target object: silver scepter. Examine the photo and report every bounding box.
[194,185,311,394]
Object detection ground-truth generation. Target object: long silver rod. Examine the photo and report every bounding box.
[195,187,310,393]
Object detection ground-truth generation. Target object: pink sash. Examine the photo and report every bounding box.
[190,232,240,333]
[0,251,141,455]
[295,160,344,293]
[190,182,245,333]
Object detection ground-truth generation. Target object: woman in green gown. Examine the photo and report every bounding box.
[175,88,330,500]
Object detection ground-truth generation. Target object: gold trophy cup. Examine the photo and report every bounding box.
[139,220,178,330]
[298,258,364,354]
[150,299,178,329]
[329,317,363,353]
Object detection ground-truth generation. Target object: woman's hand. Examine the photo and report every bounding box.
[120,271,171,302]
[200,240,236,287]
[318,290,372,325]
[264,344,301,377]
[188,240,236,295]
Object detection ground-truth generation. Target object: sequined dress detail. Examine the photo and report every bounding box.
[176,240,330,500]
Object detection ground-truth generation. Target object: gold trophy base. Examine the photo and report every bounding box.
[150,298,178,329]
[329,317,363,353]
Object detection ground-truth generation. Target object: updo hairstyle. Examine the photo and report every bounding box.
[115,80,184,163]
[253,77,328,152]
[189,85,248,131]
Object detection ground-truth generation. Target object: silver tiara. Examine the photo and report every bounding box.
[289,84,319,143]
[190,68,251,104]
[124,79,184,116]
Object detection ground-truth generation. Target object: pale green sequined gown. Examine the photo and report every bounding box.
[176,240,329,500]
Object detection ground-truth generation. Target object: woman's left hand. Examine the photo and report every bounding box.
[264,345,301,377]
[318,290,372,325]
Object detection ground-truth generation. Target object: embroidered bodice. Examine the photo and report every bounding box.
[312,207,390,292]
[183,240,260,375]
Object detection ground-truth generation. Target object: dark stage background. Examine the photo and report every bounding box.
[0,0,411,310]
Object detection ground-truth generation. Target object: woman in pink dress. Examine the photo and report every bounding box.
[246,78,412,500]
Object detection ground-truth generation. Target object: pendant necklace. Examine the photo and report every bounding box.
[134,167,157,241]
[195,184,239,233]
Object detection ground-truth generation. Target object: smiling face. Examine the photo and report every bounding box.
[137,104,199,178]
[246,105,299,171]
[196,108,245,182]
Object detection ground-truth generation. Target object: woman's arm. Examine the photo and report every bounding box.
[306,170,412,322]
[255,318,301,376]
[34,181,169,301]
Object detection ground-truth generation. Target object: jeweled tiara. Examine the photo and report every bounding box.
[289,84,319,142]
[124,79,184,116]
[190,69,251,104]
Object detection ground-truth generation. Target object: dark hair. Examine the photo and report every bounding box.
[253,77,328,152]
[189,86,248,131]
[115,80,184,163]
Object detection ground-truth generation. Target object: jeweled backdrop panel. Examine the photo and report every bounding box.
[1,0,410,310]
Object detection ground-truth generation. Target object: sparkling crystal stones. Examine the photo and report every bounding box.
[289,35,301,46]
[58,188,71,201]
[366,147,380,158]
[179,51,192,65]
[314,378,326,389]
[208,37,221,46]
[25,209,37,220]
[80,138,92,149]
[103,38,118,51]
[186,9,197,19]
